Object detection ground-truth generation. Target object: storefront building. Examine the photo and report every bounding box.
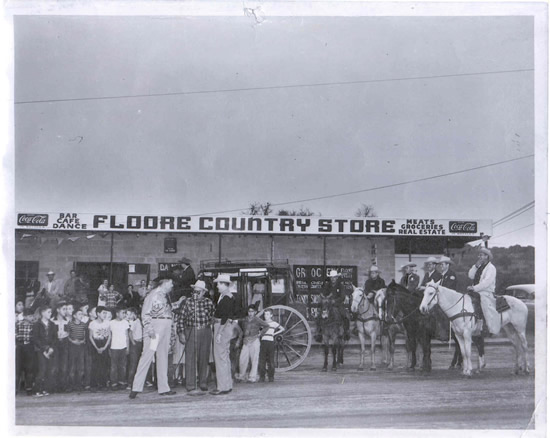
[15,212,491,319]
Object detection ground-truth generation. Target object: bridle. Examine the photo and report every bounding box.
[423,284,476,322]
[351,289,378,323]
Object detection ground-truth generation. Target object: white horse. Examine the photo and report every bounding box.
[350,287,380,371]
[420,281,529,376]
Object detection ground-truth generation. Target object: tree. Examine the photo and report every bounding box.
[277,206,317,216]
[354,203,377,217]
[242,202,273,216]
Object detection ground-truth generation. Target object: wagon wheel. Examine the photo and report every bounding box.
[258,305,312,372]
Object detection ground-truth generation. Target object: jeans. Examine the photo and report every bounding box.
[127,341,142,386]
[68,343,86,389]
[110,349,128,386]
[52,338,69,392]
[90,340,109,388]
[16,344,35,391]
[259,340,276,380]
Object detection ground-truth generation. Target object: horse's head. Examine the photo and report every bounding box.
[420,281,439,314]
[374,288,387,320]
[350,286,364,313]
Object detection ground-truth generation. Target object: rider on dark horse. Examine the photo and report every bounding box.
[321,270,350,340]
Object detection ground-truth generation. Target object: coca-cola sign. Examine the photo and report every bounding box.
[17,214,49,226]
[449,221,477,233]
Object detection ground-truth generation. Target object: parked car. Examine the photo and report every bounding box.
[498,284,535,333]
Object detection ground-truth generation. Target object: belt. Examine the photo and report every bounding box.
[186,324,211,330]
[151,316,172,320]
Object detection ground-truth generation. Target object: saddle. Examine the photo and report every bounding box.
[496,295,511,313]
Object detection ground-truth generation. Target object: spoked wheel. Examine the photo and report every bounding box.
[258,305,312,372]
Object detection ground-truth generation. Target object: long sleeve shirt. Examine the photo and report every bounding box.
[468,262,496,294]
[214,295,236,324]
[177,297,214,332]
[32,320,57,353]
[141,287,173,337]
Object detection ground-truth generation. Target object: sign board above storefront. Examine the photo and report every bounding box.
[16,212,492,237]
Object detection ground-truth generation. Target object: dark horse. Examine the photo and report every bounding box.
[385,281,434,372]
[315,296,345,371]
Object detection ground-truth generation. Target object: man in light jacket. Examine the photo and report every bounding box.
[467,248,499,335]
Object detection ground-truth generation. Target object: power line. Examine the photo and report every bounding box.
[493,201,535,226]
[493,205,534,227]
[192,154,534,216]
[14,68,534,105]
[491,223,534,239]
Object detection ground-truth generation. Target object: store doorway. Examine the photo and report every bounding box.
[75,262,128,292]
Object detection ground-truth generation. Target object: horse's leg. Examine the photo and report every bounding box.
[515,328,530,374]
[332,344,338,371]
[502,324,521,374]
[450,332,462,369]
[322,344,328,372]
[462,324,473,377]
[357,327,365,371]
[370,328,377,371]
[381,333,389,366]
[421,330,432,373]
[473,335,485,370]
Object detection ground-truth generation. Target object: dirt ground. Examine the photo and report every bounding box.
[15,341,535,430]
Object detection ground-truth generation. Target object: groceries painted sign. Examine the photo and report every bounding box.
[15,213,491,236]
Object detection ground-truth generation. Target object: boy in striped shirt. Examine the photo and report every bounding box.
[258,309,284,383]
[67,308,87,392]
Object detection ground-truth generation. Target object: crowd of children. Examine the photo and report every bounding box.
[15,283,285,398]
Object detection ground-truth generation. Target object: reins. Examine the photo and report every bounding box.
[352,292,379,323]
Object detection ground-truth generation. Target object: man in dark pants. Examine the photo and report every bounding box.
[51,301,70,392]
[322,270,350,340]
[177,280,214,392]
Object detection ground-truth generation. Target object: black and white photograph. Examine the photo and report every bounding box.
[3,1,547,436]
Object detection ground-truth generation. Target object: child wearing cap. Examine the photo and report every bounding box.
[109,307,129,390]
[88,306,111,391]
[236,304,271,383]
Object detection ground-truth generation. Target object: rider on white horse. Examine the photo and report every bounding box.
[467,248,499,335]
[363,265,386,301]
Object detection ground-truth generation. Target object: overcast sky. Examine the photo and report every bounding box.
[14,15,535,246]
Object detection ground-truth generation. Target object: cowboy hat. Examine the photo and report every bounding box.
[328,269,341,278]
[403,262,417,268]
[369,265,380,273]
[478,247,493,261]
[191,280,208,292]
[436,256,453,265]
[213,274,232,284]
[424,257,438,264]
[177,257,192,265]
[47,270,55,275]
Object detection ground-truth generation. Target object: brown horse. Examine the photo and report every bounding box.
[315,296,345,372]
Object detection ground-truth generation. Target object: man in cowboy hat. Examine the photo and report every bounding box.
[177,280,214,392]
[170,257,196,300]
[419,257,442,291]
[41,270,64,310]
[211,274,238,395]
[399,263,420,293]
[435,256,457,290]
[321,269,350,340]
[363,265,386,300]
[467,248,499,335]
[129,279,177,399]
